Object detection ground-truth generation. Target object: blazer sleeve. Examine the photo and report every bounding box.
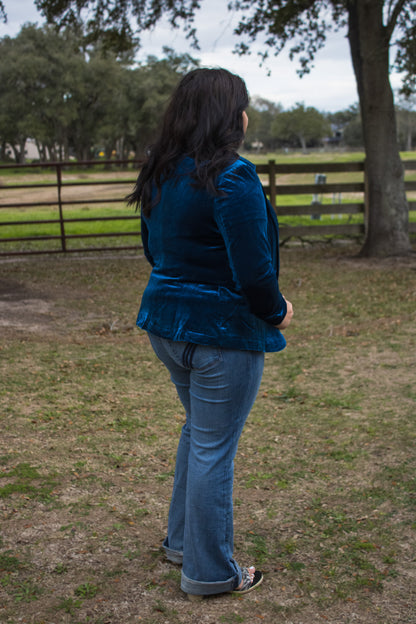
[214,161,287,325]
[140,213,155,267]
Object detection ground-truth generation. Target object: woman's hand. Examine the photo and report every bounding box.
[276,298,293,330]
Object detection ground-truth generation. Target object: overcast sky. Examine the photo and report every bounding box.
[0,0,405,112]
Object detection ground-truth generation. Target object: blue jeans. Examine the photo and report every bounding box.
[147,333,264,595]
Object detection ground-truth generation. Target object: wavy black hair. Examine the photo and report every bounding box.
[127,67,249,216]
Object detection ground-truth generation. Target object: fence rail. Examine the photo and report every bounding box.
[0,158,415,255]
[0,159,141,255]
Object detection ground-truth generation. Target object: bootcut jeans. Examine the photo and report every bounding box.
[147,332,265,596]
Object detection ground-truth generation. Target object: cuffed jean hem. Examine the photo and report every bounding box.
[163,538,183,565]
[181,570,238,596]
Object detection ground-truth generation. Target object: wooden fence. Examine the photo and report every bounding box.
[0,158,415,255]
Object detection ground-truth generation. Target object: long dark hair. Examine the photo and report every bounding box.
[127,67,249,216]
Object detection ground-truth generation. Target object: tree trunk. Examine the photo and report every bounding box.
[35,139,44,161]
[11,145,20,164]
[348,0,411,256]
[11,138,26,164]
[298,134,307,153]
[63,136,70,161]
[406,115,412,151]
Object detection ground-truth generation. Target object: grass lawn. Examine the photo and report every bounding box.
[0,244,415,623]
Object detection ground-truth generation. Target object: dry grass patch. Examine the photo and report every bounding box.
[0,245,415,624]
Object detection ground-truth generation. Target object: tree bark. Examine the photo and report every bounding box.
[12,138,27,164]
[298,134,307,153]
[348,0,411,256]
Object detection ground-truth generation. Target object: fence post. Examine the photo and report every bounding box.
[56,163,66,252]
[267,159,276,209]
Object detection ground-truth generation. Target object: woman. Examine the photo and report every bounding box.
[128,68,293,599]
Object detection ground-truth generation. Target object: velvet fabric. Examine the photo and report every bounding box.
[137,156,287,352]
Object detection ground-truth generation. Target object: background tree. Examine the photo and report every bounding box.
[396,94,416,151]
[25,27,85,161]
[65,49,127,161]
[123,49,198,159]
[327,104,363,148]
[0,25,66,162]
[231,0,414,257]
[25,0,416,256]
[342,117,364,149]
[272,103,330,151]
[0,33,31,162]
[395,20,416,98]
[245,97,282,151]
[0,25,94,162]
[0,25,194,162]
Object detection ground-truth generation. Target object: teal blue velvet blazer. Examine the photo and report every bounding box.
[137,156,287,352]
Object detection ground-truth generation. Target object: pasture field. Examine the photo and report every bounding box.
[1,151,415,253]
[0,244,415,623]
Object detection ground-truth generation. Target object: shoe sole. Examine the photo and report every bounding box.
[231,570,263,595]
